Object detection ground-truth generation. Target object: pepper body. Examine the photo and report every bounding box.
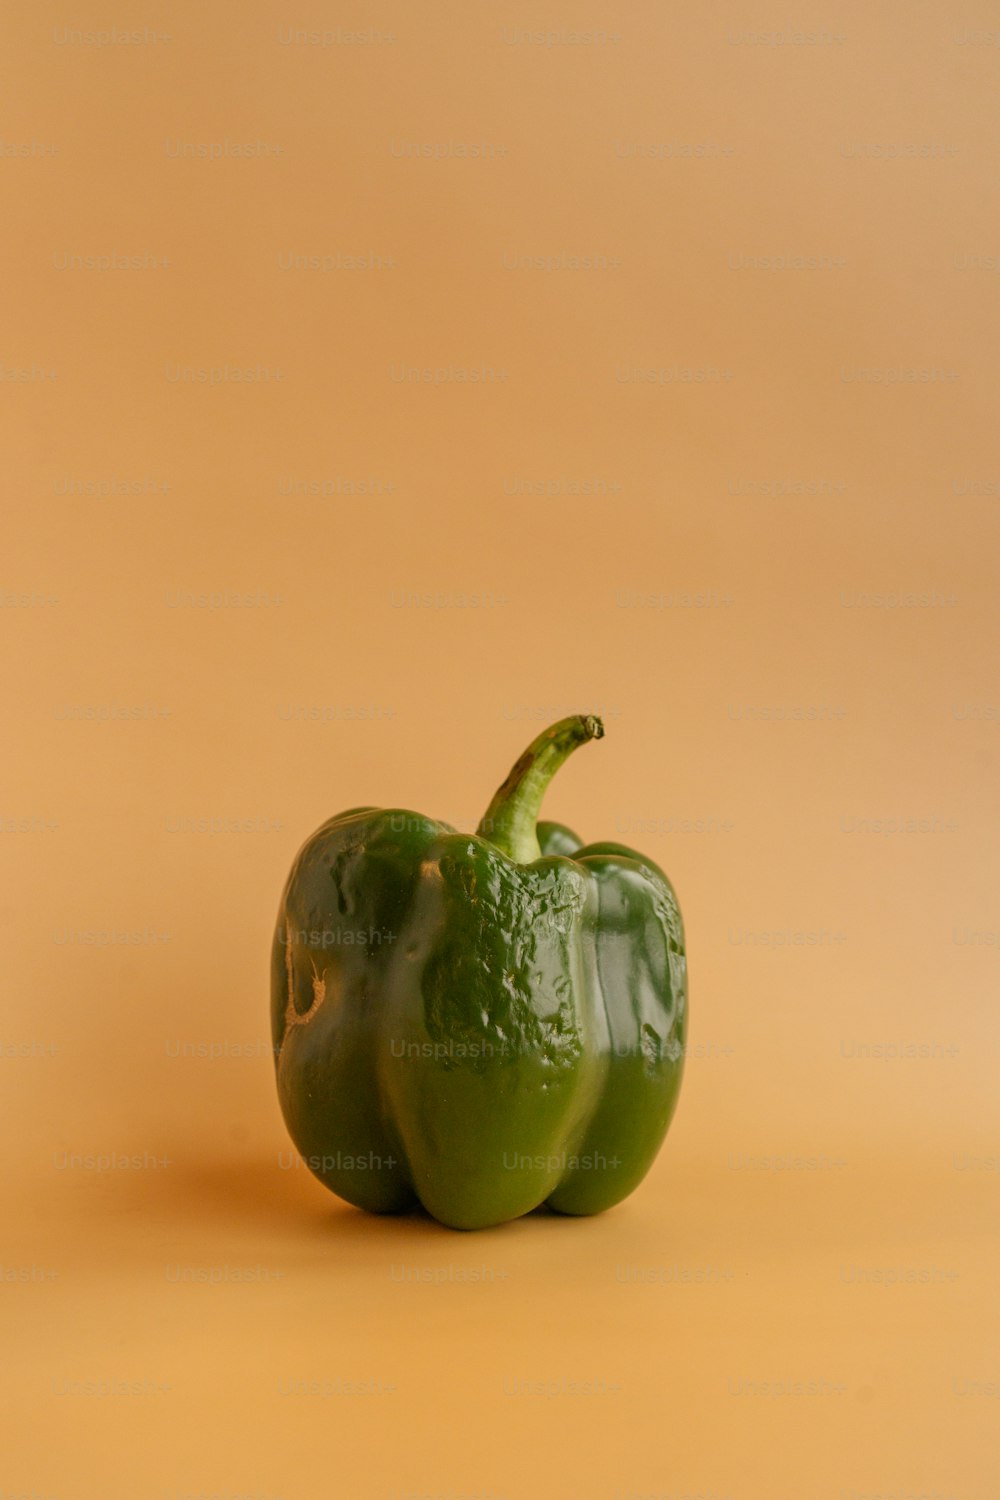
[271,717,687,1230]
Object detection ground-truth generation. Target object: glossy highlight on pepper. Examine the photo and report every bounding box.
[271,715,687,1230]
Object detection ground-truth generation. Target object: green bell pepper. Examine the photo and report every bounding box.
[271,714,687,1230]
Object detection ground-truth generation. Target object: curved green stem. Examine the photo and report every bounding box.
[477,714,604,863]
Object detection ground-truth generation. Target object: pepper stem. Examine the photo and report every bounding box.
[476,714,604,863]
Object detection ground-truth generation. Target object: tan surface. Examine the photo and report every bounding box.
[2,2,998,1496]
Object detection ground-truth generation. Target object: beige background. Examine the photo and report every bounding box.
[2,2,999,1496]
